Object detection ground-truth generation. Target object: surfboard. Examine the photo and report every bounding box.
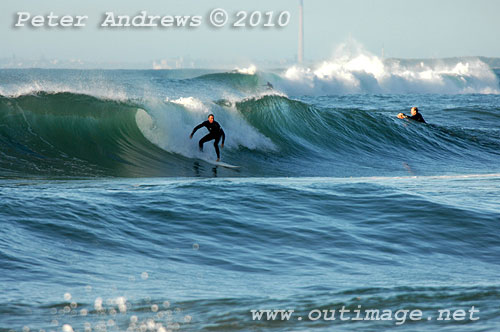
[193,149,240,168]
[207,160,241,169]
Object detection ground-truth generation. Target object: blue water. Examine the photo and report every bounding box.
[1,60,499,331]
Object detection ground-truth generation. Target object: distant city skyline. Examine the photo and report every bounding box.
[0,53,299,70]
[1,0,500,68]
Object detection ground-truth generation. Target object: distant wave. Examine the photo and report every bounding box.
[274,40,500,95]
[181,55,500,96]
[280,56,499,95]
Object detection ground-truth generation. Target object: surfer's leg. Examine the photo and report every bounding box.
[214,136,221,160]
[199,133,214,152]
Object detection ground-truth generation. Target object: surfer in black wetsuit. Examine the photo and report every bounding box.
[398,107,426,123]
[190,114,225,161]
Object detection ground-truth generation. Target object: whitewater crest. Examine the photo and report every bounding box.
[0,78,129,100]
[234,65,257,75]
[165,96,209,113]
[280,43,499,95]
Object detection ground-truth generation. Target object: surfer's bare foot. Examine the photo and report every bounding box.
[216,158,220,162]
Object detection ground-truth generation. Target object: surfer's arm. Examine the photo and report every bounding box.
[221,129,225,145]
[190,122,206,137]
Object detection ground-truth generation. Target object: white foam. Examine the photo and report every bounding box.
[0,79,128,100]
[136,98,276,160]
[234,64,257,75]
[280,41,500,95]
[165,96,208,113]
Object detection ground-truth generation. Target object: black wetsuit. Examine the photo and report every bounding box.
[406,113,426,123]
[191,120,226,159]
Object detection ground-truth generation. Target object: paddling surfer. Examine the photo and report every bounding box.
[398,107,426,123]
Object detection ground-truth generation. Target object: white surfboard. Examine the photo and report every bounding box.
[193,148,240,168]
[206,160,241,169]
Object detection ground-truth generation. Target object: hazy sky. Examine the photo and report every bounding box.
[1,0,499,64]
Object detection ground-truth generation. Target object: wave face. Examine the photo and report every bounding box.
[0,92,182,177]
[0,64,499,178]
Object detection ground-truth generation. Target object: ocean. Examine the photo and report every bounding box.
[1,56,499,331]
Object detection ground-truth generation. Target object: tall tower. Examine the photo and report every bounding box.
[298,0,304,64]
